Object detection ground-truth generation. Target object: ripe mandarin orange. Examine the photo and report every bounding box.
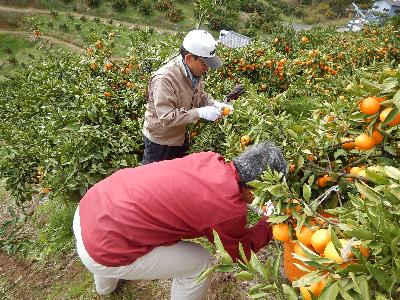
[240,135,251,146]
[341,137,355,149]
[380,107,400,126]
[324,239,347,263]
[296,226,316,247]
[371,130,384,144]
[311,229,331,254]
[273,223,290,242]
[355,133,375,150]
[359,97,381,115]
[222,107,231,116]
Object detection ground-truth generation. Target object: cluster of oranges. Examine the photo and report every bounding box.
[342,96,400,151]
[272,215,369,299]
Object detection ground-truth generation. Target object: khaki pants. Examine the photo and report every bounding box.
[73,208,212,299]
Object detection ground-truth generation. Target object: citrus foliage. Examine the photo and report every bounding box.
[0,12,400,300]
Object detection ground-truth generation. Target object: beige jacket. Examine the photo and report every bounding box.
[143,56,215,146]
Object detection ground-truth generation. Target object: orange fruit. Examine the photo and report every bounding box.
[317,174,335,188]
[355,133,375,150]
[240,135,251,146]
[42,187,51,194]
[357,170,367,177]
[351,241,370,258]
[307,154,315,161]
[311,229,331,254]
[317,176,327,188]
[324,239,347,263]
[294,242,314,257]
[105,62,113,70]
[293,243,306,257]
[371,129,383,144]
[95,40,103,49]
[380,107,400,126]
[341,138,355,149]
[222,107,231,116]
[104,91,111,97]
[273,223,290,242]
[350,167,362,175]
[300,279,326,300]
[359,97,381,115]
[296,226,316,247]
[301,36,309,43]
[289,163,296,173]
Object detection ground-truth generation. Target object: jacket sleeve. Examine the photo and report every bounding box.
[204,215,272,261]
[152,76,199,127]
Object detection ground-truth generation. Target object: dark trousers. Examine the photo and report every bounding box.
[142,135,189,165]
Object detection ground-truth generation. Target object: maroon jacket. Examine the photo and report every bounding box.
[79,152,272,267]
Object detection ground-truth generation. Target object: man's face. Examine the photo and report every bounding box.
[185,53,209,78]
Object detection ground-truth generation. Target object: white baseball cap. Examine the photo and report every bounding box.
[182,30,223,69]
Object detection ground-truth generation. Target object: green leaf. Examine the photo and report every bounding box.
[298,156,304,170]
[391,234,400,259]
[334,149,346,159]
[249,251,264,277]
[273,250,281,280]
[364,169,389,185]
[234,271,254,280]
[219,250,233,265]
[367,263,392,290]
[303,184,311,201]
[355,181,381,203]
[330,227,342,249]
[196,265,217,283]
[319,281,339,300]
[216,264,235,272]
[292,271,323,287]
[248,283,263,294]
[356,275,371,300]
[287,128,298,139]
[267,215,288,223]
[383,166,400,180]
[282,284,298,300]
[238,242,248,264]
[249,292,270,299]
[213,230,225,252]
[346,229,375,240]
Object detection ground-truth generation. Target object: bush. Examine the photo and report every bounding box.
[155,0,173,11]
[128,0,142,5]
[240,0,264,13]
[86,0,100,8]
[112,0,127,12]
[138,0,153,15]
[166,7,184,23]
[206,6,239,31]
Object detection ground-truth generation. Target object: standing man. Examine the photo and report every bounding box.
[142,29,234,164]
[73,142,287,299]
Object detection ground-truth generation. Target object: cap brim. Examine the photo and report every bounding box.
[201,56,223,69]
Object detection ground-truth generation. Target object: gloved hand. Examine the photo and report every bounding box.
[225,84,245,102]
[213,101,234,115]
[197,106,222,121]
[262,201,274,217]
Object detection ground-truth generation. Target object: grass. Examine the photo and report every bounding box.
[0,34,32,57]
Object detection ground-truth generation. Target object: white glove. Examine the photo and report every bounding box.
[197,106,222,121]
[213,101,234,115]
[262,201,274,216]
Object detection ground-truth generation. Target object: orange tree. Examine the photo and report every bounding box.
[0,30,180,205]
[200,60,400,299]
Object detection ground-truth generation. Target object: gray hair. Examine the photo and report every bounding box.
[232,142,287,185]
